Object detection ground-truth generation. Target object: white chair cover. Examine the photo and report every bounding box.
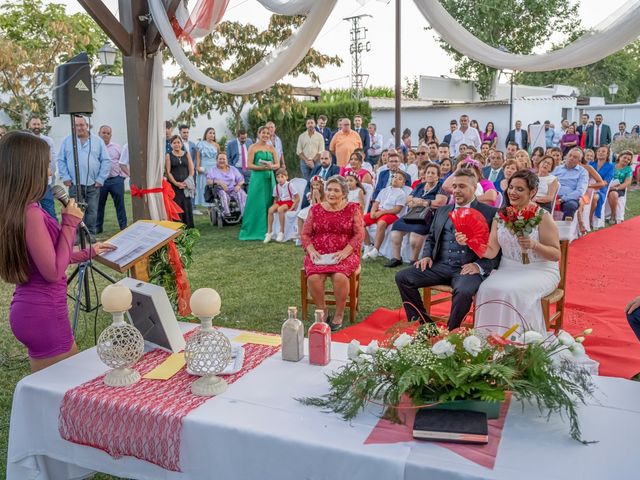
[272,177,308,241]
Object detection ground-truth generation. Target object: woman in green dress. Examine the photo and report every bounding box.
[239,126,280,240]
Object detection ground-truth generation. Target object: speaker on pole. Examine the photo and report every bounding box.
[52,52,93,116]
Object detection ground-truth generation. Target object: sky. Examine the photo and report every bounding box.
[55,0,629,89]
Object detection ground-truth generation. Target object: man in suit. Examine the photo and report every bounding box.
[505,120,528,150]
[226,128,254,186]
[395,169,500,329]
[316,114,333,152]
[442,119,457,146]
[300,150,340,208]
[576,113,590,137]
[353,115,370,154]
[371,150,411,203]
[482,150,505,192]
[586,114,612,150]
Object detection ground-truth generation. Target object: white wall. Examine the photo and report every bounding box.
[581,104,640,129]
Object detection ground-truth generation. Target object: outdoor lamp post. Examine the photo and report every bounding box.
[609,83,619,103]
[93,42,117,91]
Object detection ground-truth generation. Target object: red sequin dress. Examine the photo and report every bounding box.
[301,202,364,276]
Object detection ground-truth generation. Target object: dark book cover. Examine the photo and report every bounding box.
[412,408,489,444]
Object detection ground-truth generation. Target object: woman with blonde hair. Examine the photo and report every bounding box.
[515,149,532,171]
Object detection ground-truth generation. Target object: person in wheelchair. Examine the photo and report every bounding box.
[205,153,247,217]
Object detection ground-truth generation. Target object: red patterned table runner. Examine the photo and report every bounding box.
[58,333,280,472]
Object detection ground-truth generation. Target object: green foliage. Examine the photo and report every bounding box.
[247,99,371,176]
[300,327,596,443]
[402,76,419,100]
[517,40,640,104]
[0,0,118,128]
[433,0,580,99]
[148,227,200,317]
[611,134,640,155]
[321,86,394,102]
[169,15,342,134]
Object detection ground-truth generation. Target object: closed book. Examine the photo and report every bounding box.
[412,408,488,444]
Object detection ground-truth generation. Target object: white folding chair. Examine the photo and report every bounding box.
[272,177,307,241]
[591,183,611,230]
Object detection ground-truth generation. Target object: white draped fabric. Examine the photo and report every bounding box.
[413,0,640,72]
[175,0,230,39]
[256,0,317,15]
[146,54,168,221]
[148,0,337,95]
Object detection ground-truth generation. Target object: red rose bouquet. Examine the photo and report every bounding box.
[497,204,544,264]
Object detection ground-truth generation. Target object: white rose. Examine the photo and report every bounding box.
[557,330,576,346]
[462,335,482,357]
[582,328,593,335]
[347,340,361,361]
[575,336,585,343]
[570,343,586,358]
[393,333,413,350]
[432,339,456,359]
[519,331,544,345]
[366,340,380,355]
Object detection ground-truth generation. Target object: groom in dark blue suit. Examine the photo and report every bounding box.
[395,169,500,329]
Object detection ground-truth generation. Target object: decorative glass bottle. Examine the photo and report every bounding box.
[308,309,331,366]
[281,306,304,362]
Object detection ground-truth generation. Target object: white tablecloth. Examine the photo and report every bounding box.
[7,324,640,480]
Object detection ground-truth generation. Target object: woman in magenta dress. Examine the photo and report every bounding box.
[302,176,364,331]
[0,132,115,372]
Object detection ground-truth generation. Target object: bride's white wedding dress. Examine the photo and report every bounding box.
[474,214,560,335]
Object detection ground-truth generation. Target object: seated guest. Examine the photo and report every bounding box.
[206,153,247,216]
[265,169,300,243]
[577,152,607,233]
[627,295,640,342]
[499,159,519,201]
[552,147,589,220]
[534,155,559,212]
[386,162,448,267]
[301,150,339,208]
[297,175,325,238]
[548,146,563,167]
[363,171,408,259]
[515,149,532,171]
[395,169,499,328]
[560,125,579,156]
[482,150,505,191]
[472,152,487,167]
[375,149,389,175]
[437,143,451,164]
[301,176,364,331]
[440,157,454,180]
[345,171,366,212]
[402,149,419,182]
[589,145,615,224]
[371,150,411,203]
[340,151,373,185]
[607,150,634,224]
[530,146,545,170]
[472,170,561,336]
[444,158,498,207]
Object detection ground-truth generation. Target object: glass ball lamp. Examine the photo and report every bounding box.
[97,284,145,387]
[185,288,232,397]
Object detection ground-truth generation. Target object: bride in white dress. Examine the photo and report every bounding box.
[458,170,561,335]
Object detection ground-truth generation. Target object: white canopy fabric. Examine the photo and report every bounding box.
[148,0,337,95]
[413,0,640,72]
[256,0,317,15]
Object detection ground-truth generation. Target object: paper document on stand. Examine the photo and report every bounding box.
[100,222,178,268]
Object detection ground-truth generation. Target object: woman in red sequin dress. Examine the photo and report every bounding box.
[302,176,364,330]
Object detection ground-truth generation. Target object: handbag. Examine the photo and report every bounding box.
[403,205,432,224]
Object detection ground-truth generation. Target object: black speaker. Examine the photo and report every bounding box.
[52,52,93,116]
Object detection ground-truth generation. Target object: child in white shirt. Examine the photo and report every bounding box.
[363,171,407,259]
[265,169,300,243]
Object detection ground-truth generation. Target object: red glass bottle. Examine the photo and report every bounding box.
[308,309,331,366]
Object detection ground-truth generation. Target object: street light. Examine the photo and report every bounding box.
[608,83,619,103]
[93,43,117,91]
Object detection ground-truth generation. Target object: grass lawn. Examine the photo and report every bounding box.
[2,189,639,479]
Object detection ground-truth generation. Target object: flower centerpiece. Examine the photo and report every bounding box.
[300,325,596,443]
[496,204,543,264]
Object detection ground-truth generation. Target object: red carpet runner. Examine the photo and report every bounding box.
[334,216,640,378]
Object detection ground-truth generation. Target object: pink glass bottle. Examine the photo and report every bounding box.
[308,309,331,366]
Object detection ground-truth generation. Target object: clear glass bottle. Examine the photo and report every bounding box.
[281,306,304,362]
[308,309,331,366]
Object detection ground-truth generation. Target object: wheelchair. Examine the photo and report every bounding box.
[204,185,243,228]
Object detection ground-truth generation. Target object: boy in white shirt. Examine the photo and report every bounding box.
[362,171,407,259]
[265,168,300,243]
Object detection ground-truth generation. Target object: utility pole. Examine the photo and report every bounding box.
[343,14,372,99]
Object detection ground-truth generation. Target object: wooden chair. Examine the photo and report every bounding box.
[541,239,569,333]
[421,286,475,327]
[300,267,361,324]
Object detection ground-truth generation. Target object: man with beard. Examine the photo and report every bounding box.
[27,116,57,220]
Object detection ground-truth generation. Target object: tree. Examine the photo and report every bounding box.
[0,0,115,128]
[169,14,342,134]
[432,0,579,99]
[517,40,640,104]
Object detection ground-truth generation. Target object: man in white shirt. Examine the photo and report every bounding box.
[366,122,383,166]
[27,116,57,220]
[296,118,324,180]
[449,115,481,156]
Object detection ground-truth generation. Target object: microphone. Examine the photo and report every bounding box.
[51,185,91,236]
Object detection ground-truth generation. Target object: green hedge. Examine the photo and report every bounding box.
[247,99,371,177]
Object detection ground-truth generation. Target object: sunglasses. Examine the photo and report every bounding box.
[417,152,426,156]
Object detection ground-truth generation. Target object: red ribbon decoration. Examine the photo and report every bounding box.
[130,180,191,315]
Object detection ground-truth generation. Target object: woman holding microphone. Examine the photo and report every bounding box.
[0,132,115,372]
